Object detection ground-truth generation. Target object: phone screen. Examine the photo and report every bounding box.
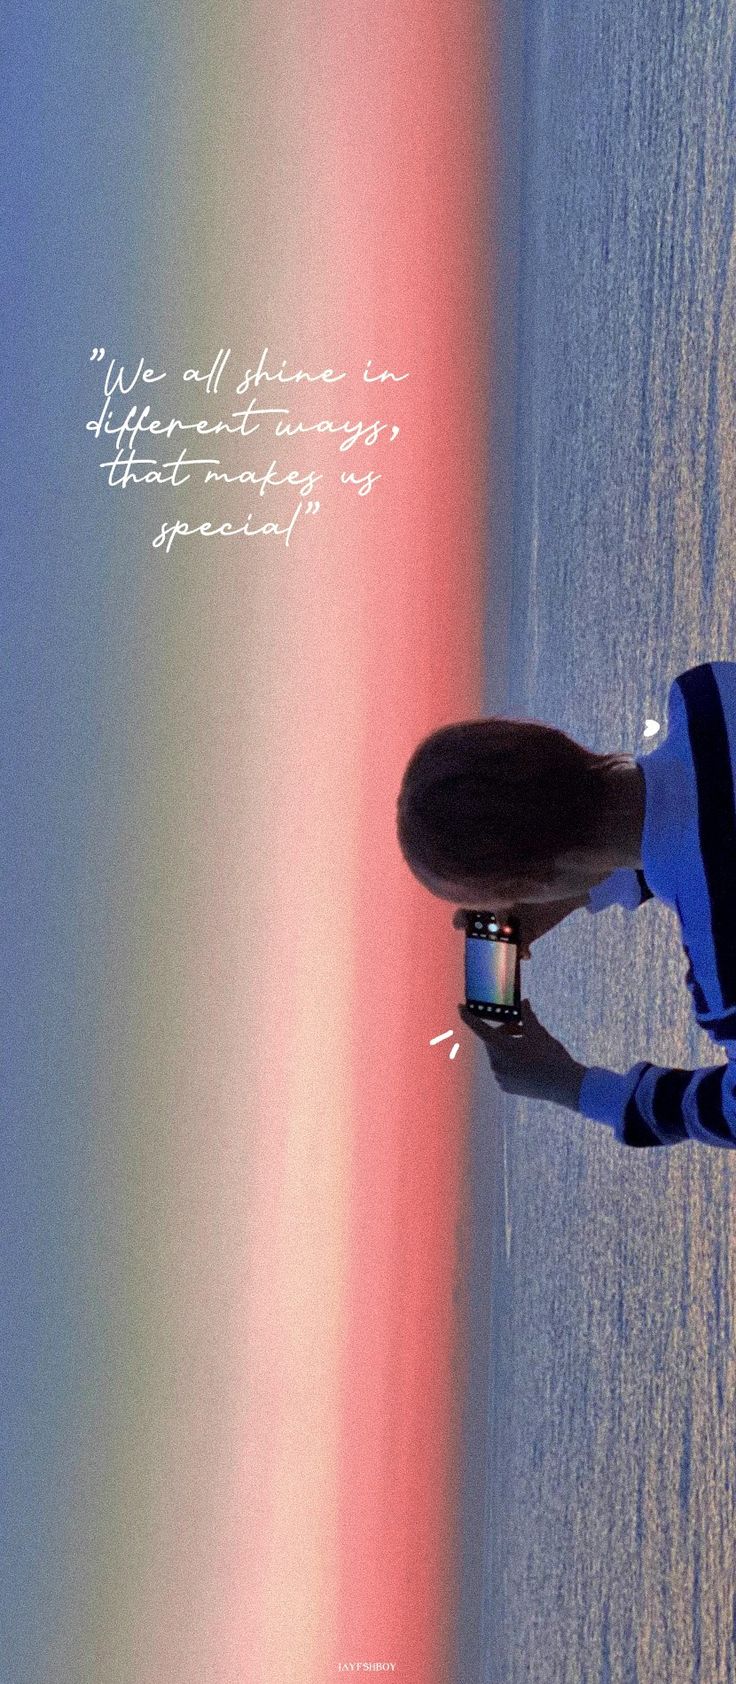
[465,935,517,1006]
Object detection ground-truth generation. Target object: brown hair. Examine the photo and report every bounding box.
[396,715,623,895]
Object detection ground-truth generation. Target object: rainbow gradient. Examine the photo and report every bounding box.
[4,2,506,1678]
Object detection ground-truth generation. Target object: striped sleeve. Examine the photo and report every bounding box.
[675,664,736,1019]
[579,1057,736,1148]
[586,867,654,913]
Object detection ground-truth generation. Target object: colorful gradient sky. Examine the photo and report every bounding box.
[3,2,506,1679]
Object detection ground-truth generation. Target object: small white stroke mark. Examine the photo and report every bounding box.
[643,718,660,738]
[430,1027,460,1060]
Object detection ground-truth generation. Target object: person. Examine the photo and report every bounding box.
[395,661,736,1149]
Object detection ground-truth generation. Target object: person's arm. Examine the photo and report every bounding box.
[579,1053,736,1148]
[452,873,653,953]
[514,869,655,955]
[509,869,654,957]
[512,893,590,956]
[459,1003,736,1150]
[452,897,588,955]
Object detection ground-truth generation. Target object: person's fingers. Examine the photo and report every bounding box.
[457,1004,504,1040]
[485,1037,518,1077]
[458,1003,488,1033]
[485,1039,508,1069]
[459,1013,521,1077]
[459,1003,524,1031]
[460,1011,533,1056]
[452,908,466,929]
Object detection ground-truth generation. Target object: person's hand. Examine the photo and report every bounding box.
[457,999,585,1109]
[452,897,587,959]
[510,896,589,958]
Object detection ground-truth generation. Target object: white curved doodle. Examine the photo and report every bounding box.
[429,1027,460,1060]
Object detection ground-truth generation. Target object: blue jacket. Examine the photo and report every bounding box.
[578,662,736,1148]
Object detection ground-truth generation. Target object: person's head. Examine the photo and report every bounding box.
[396,714,642,907]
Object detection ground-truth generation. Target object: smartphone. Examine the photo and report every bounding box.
[462,910,522,1027]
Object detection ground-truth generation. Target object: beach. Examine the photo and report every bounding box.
[476,2,736,1679]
